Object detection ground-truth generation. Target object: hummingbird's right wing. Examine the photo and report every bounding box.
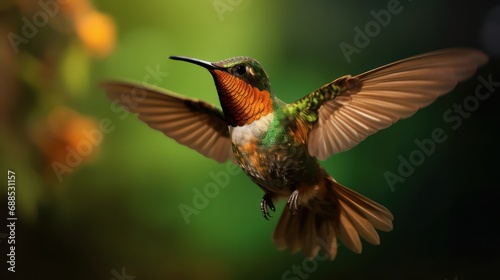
[101,81,234,163]
[291,48,488,160]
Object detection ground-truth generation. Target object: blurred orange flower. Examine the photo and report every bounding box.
[13,0,116,57]
[74,10,116,57]
[32,106,101,182]
[61,0,116,57]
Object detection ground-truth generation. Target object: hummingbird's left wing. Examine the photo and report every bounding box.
[101,81,234,163]
[292,48,488,160]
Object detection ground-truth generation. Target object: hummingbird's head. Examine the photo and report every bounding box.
[170,55,274,127]
[211,56,271,92]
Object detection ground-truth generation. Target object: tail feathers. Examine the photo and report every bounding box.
[273,177,393,260]
[274,205,339,260]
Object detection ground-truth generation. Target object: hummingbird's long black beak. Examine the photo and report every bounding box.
[169,56,221,70]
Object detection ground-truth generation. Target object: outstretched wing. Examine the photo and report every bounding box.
[101,81,233,163]
[294,48,488,160]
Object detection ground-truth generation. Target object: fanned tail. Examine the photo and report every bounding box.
[273,176,393,260]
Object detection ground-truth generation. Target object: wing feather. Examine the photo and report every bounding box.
[101,81,233,163]
[305,48,488,160]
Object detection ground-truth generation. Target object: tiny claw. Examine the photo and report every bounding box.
[260,194,275,220]
[287,190,299,215]
[269,202,276,213]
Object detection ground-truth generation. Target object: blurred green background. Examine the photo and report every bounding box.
[1,0,499,279]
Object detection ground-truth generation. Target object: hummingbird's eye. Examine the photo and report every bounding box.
[235,65,247,75]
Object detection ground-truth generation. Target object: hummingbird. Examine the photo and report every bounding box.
[102,48,487,260]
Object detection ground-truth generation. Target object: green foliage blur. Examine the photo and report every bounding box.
[0,0,499,279]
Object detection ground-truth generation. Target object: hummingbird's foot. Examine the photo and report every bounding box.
[260,194,275,220]
[287,190,299,215]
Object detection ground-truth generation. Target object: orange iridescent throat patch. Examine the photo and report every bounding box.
[211,69,273,127]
